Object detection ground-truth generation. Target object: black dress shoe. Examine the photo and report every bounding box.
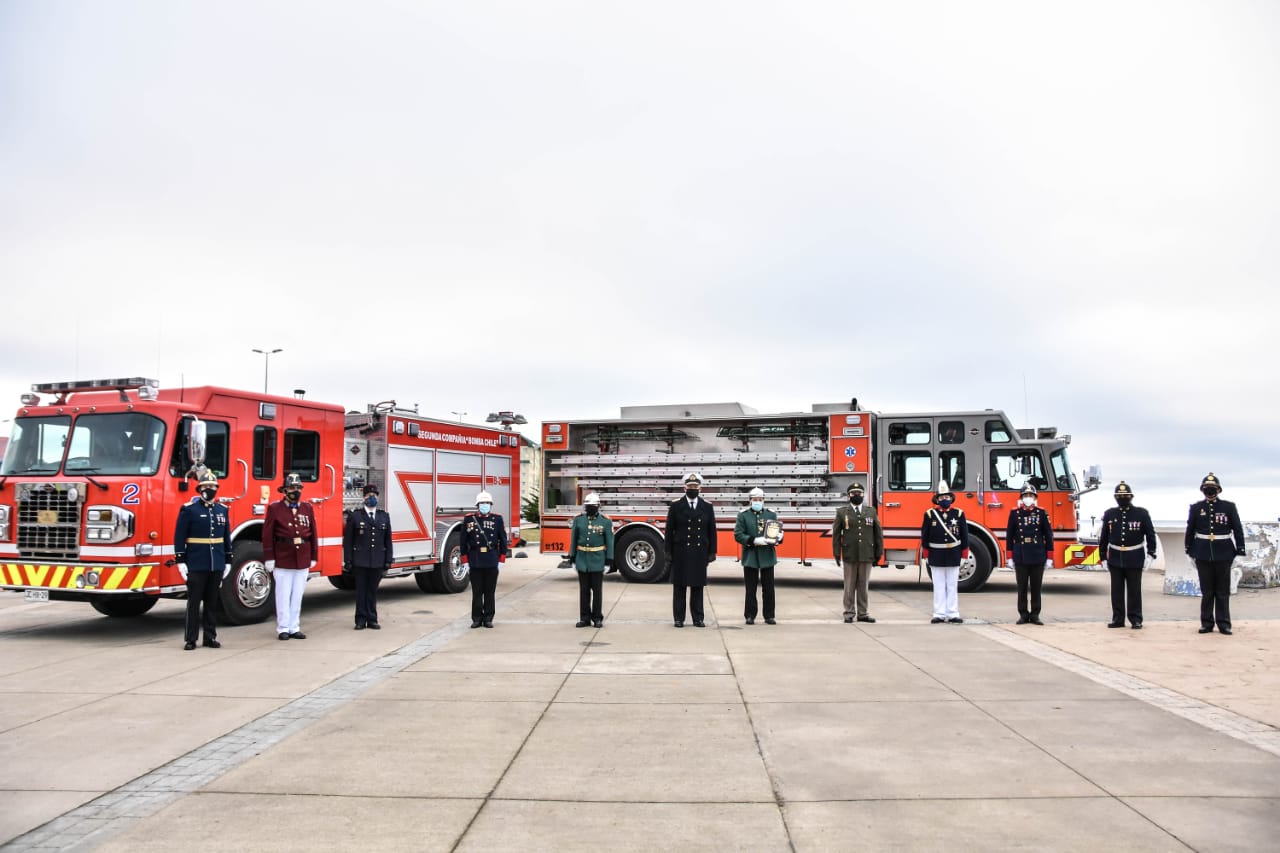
[693,621,706,627]
[289,632,307,640]
[278,632,290,641]
[931,617,945,624]
[745,618,755,625]
[674,621,684,628]
[764,618,776,625]
[1016,617,1030,625]
[471,620,482,629]
[184,641,196,650]
[857,616,876,623]
[1029,617,1044,625]
[844,616,854,623]
[948,617,964,624]
[1220,627,1233,635]
[367,623,381,630]
[592,619,603,628]
[202,639,221,648]
[1107,622,1124,628]
[355,623,366,630]
[1198,626,1213,634]
[1130,623,1143,630]
[576,620,590,628]
[482,621,493,628]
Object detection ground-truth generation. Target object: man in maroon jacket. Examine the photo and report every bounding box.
[263,472,318,640]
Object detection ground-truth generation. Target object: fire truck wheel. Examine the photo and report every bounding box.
[329,574,356,591]
[90,596,159,618]
[424,531,469,594]
[615,528,669,583]
[956,537,994,593]
[219,541,275,625]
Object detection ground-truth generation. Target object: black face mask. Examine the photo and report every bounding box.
[937,497,954,509]
[1115,496,1132,507]
[1202,488,1219,499]
[685,489,699,499]
[849,494,864,505]
[200,488,218,502]
[585,505,599,516]
[286,490,301,502]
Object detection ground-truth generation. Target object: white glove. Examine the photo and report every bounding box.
[1005,558,1014,570]
[309,561,317,570]
[1044,559,1053,569]
[266,559,276,570]
[177,562,188,580]
[753,536,768,546]
[222,564,232,579]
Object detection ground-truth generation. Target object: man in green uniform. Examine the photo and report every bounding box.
[734,486,781,624]
[568,492,614,628]
[833,482,883,623]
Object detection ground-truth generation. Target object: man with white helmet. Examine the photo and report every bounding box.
[173,470,229,650]
[665,472,716,627]
[921,481,969,624]
[733,486,782,624]
[568,492,614,628]
[1005,484,1054,625]
[461,490,508,628]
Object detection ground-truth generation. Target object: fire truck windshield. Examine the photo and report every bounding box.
[1050,447,1077,492]
[1,413,167,476]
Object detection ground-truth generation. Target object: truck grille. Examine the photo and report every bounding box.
[16,482,83,560]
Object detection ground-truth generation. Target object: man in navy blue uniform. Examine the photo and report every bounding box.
[1005,484,1054,625]
[1184,473,1246,635]
[344,483,393,630]
[1099,481,1157,629]
[461,490,508,628]
[173,470,229,650]
[665,472,717,627]
[921,482,968,624]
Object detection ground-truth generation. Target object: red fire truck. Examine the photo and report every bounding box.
[540,402,1101,591]
[0,378,522,622]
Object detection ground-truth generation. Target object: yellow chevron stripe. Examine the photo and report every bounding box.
[51,566,68,588]
[102,568,127,591]
[0,564,12,584]
[130,567,151,589]
[27,565,50,585]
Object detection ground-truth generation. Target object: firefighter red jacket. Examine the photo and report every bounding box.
[263,499,318,570]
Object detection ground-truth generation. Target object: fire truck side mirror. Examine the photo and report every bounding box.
[187,419,207,468]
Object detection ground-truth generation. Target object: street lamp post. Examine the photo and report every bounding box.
[485,411,527,431]
[450,411,467,423]
[252,348,283,393]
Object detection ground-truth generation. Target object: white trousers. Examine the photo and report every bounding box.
[273,568,308,633]
[930,564,960,619]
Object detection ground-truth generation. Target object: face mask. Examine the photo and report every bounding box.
[751,501,763,512]
[685,489,699,499]
[364,496,378,508]
[1202,488,1219,499]
[478,503,492,514]
[937,497,954,509]
[849,494,864,505]
[585,505,599,516]
[286,490,301,502]
[1116,495,1132,507]
[200,488,217,502]
[1021,497,1036,507]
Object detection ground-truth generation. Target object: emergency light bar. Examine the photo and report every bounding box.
[29,378,160,404]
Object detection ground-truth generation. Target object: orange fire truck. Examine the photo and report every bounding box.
[0,378,522,622]
[540,402,1101,591]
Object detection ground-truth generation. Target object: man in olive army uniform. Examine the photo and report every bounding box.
[263,472,318,640]
[344,483,392,630]
[1098,481,1156,629]
[173,470,229,650]
[461,490,508,628]
[832,482,882,623]
[1005,484,1054,625]
[568,492,614,628]
[734,486,782,625]
[665,472,716,627]
[1184,473,1246,635]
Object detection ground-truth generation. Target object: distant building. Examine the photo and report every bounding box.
[518,433,542,516]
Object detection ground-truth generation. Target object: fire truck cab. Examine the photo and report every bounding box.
[540,402,1100,592]
[0,378,521,623]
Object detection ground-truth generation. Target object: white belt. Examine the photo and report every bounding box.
[1108,543,1144,551]
[929,541,959,549]
[1195,532,1233,541]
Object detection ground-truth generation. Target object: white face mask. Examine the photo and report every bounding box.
[478,503,492,514]
[1021,496,1036,507]
[750,501,763,512]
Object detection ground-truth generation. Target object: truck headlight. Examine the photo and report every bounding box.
[84,506,135,544]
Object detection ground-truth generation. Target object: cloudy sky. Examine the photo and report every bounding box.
[2,1,1277,523]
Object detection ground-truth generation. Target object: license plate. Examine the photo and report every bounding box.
[25,589,50,602]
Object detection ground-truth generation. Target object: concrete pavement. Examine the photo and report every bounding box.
[2,554,1278,851]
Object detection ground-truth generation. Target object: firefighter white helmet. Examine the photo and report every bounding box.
[584,492,601,506]
[475,491,494,505]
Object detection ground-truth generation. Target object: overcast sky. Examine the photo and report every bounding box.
[2,1,1277,524]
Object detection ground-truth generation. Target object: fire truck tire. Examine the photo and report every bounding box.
[219,541,276,625]
[89,596,158,618]
[956,537,994,593]
[615,528,669,583]
[329,574,356,591]
[422,531,469,594]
